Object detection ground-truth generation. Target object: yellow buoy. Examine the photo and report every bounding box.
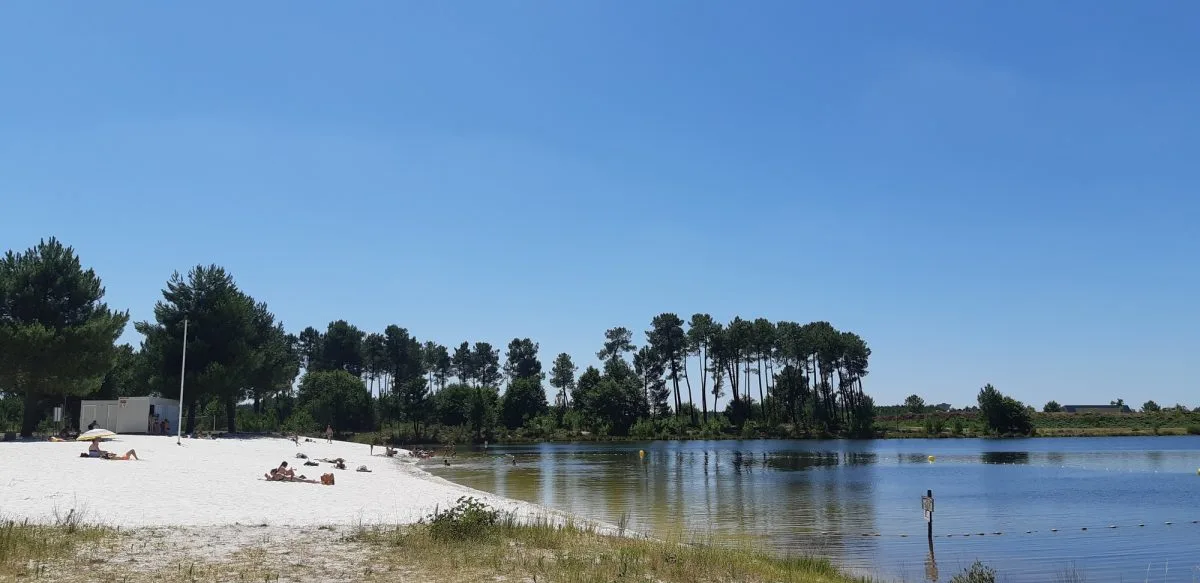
[928,455,936,463]
[639,450,646,458]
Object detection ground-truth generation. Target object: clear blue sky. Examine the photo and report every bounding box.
[2,2,1197,410]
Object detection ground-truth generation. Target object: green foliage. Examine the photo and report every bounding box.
[1141,400,1161,413]
[573,357,648,435]
[1187,425,1200,435]
[0,237,130,436]
[473,342,502,388]
[697,415,733,438]
[951,417,965,435]
[503,338,543,382]
[548,352,577,408]
[924,413,947,435]
[281,408,318,434]
[647,312,688,416]
[1043,400,1063,413]
[318,320,365,376]
[297,370,373,431]
[468,386,501,439]
[396,377,430,434]
[424,497,500,541]
[136,264,296,434]
[977,384,1033,436]
[235,407,279,432]
[950,561,997,583]
[904,394,926,414]
[500,377,548,429]
[432,383,475,426]
[0,394,20,432]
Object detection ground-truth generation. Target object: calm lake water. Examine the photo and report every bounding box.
[426,437,1200,582]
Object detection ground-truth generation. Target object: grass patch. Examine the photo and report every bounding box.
[0,513,109,579]
[4,500,867,582]
[351,498,867,583]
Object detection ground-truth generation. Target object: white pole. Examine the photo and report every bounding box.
[176,317,188,445]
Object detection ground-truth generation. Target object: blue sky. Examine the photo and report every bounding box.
[2,2,1197,409]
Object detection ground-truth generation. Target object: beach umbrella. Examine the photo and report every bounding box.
[76,428,116,441]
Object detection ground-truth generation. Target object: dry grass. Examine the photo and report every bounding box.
[0,511,110,580]
[352,517,869,583]
[0,516,868,583]
[1034,427,1188,437]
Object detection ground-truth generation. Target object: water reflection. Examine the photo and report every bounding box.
[427,438,1200,582]
[980,451,1030,465]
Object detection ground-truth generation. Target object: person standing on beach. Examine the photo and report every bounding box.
[325,425,333,443]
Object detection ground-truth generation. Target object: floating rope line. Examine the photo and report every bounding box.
[823,520,1199,539]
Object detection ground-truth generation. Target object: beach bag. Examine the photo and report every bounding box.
[320,473,335,485]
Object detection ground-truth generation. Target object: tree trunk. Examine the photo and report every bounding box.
[20,386,40,438]
[682,357,697,425]
[186,400,197,435]
[757,356,766,422]
[225,397,237,434]
[699,347,709,423]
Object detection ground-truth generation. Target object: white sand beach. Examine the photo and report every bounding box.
[0,434,550,528]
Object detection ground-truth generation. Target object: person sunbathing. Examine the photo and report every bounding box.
[87,437,139,460]
[274,461,296,478]
[264,469,334,485]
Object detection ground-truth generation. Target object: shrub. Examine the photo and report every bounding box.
[952,418,965,436]
[424,496,500,541]
[924,414,947,436]
[951,561,997,583]
[1187,425,1200,435]
[629,418,657,440]
[281,409,319,434]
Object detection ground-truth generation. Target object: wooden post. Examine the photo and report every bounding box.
[922,489,934,541]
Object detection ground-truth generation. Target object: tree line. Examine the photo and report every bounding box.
[0,237,878,440]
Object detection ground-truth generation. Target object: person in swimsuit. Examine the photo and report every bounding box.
[87,438,138,460]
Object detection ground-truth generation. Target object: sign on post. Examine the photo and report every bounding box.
[922,494,934,523]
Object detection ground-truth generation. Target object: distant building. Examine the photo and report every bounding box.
[1061,404,1132,414]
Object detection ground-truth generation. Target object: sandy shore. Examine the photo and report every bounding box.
[0,433,557,528]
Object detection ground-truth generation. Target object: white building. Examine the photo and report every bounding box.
[80,397,180,434]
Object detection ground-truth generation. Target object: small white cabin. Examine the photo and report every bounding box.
[80,397,180,434]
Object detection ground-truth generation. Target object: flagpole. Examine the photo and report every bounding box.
[176,317,188,446]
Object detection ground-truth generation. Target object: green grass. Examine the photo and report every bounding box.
[0,501,868,583]
[0,514,110,580]
[350,499,869,583]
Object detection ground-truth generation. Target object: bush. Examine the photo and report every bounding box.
[952,418,965,436]
[236,409,279,433]
[951,561,997,583]
[1187,425,1200,435]
[697,416,732,438]
[924,414,947,436]
[629,418,657,440]
[281,409,319,434]
[424,496,500,541]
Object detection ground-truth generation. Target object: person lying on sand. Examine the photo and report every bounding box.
[265,469,311,482]
[86,437,139,460]
[264,470,335,485]
[318,457,347,469]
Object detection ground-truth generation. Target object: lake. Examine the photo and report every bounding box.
[426,437,1200,582]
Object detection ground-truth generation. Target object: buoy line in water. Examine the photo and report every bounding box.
[815,520,1200,539]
